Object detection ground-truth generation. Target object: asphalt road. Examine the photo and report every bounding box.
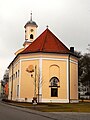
[0,101,90,120]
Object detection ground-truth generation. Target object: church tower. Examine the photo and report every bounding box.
[23,12,38,48]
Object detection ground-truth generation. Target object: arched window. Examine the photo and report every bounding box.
[30,34,33,39]
[16,72,17,78]
[49,77,60,97]
[50,77,59,87]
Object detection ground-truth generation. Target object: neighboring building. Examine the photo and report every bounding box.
[4,83,8,98]
[1,70,9,98]
[0,81,1,98]
[8,14,78,103]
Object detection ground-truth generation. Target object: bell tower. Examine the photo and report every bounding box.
[23,12,38,48]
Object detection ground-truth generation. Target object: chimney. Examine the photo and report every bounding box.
[70,47,74,53]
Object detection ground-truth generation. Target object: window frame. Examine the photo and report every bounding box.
[49,77,60,87]
[49,77,60,97]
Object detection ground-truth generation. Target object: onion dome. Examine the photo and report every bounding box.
[24,12,38,28]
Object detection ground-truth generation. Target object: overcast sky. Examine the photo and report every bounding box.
[0,0,90,80]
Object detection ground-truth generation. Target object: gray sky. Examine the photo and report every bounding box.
[0,0,90,79]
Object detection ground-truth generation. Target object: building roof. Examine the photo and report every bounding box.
[21,28,70,54]
[24,20,38,28]
[8,28,78,68]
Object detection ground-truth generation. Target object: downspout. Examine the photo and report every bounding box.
[68,54,70,103]
[34,65,37,98]
[68,47,74,103]
[37,75,39,103]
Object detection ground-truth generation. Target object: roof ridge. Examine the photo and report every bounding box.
[39,29,48,51]
[41,29,48,51]
[52,31,69,51]
[54,36,61,51]
[47,29,69,51]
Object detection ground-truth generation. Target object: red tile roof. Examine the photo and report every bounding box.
[21,28,70,54]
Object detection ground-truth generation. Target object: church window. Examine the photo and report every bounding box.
[17,85,19,97]
[49,77,59,97]
[51,88,58,97]
[50,77,59,87]
[13,74,15,79]
[30,29,34,32]
[16,72,17,78]
[30,34,33,39]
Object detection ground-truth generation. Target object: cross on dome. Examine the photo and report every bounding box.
[30,12,32,21]
[24,12,38,28]
[46,25,49,28]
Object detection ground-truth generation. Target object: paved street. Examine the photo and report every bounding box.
[0,101,90,120]
[0,102,52,120]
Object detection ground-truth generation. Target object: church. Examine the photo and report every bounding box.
[8,13,78,103]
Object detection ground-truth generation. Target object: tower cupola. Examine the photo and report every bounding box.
[23,12,38,48]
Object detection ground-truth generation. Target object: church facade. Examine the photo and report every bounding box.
[8,14,78,103]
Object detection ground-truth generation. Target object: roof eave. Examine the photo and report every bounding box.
[19,51,78,57]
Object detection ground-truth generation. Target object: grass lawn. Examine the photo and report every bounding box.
[3,99,90,112]
[30,102,90,112]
